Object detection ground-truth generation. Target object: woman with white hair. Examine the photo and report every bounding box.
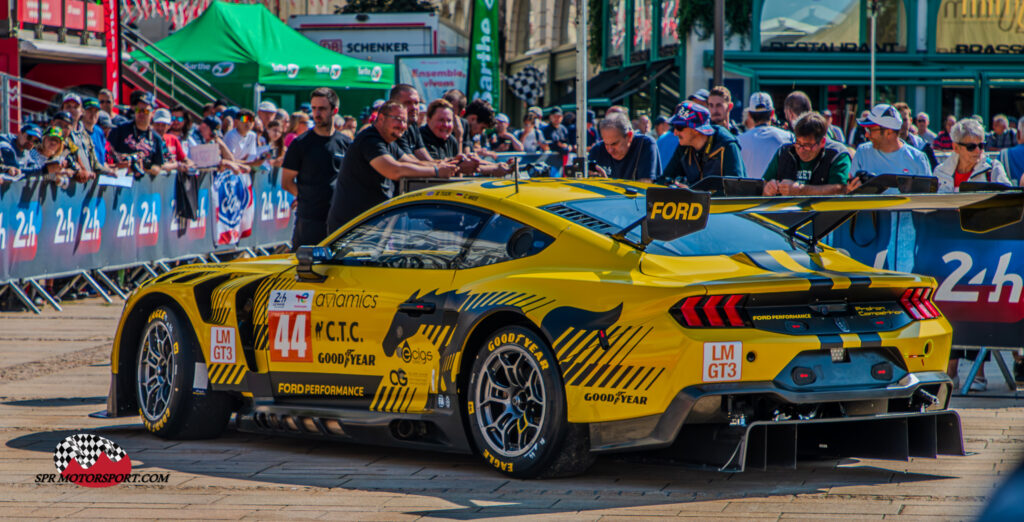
[933,118,1010,193]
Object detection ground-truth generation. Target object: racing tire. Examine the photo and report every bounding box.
[466,325,594,478]
[135,306,233,439]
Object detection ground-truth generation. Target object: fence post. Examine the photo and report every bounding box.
[2,74,10,135]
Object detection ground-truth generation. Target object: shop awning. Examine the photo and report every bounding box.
[552,61,673,107]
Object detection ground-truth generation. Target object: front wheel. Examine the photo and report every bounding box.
[136,306,233,439]
[465,326,593,478]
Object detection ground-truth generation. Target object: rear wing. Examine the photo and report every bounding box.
[641,187,1024,246]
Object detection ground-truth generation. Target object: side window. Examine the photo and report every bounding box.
[458,214,554,269]
[331,203,489,269]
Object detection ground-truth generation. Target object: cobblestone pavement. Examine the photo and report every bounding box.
[0,298,1021,520]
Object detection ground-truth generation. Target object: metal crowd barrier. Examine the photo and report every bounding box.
[0,166,295,313]
[829,209,1024,394]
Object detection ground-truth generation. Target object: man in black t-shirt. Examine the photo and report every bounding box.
[420,99,460,160]
[281,87,353,249]
[107,90,165,174]
[327,102,458,231]
[390,84,436,163]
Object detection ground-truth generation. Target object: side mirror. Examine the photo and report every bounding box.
[295,245,331,282]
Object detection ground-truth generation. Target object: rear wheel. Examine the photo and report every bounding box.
[466,326,593,478]
[136,306,232,439]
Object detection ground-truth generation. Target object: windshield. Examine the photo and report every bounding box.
[554,196,800,256]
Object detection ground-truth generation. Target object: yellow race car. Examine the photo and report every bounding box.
[99,178,1024,478]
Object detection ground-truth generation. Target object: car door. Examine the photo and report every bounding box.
[265,202,491,414]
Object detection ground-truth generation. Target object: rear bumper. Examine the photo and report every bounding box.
[589,371,954,454]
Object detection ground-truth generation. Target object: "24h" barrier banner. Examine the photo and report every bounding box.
[0,168,294,283]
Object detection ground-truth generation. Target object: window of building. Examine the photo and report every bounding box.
[660,0,680,50]
[633,0,652,58]
[759,0,906,53]
[608,0,627,64]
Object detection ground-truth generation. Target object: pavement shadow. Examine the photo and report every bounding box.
[7,424,952,518]
[2,396,107,407]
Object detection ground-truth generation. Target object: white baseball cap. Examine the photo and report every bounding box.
[858,104,903,131]
[258,101,277,113]
[152,108,172,124]
[748,92,774,113]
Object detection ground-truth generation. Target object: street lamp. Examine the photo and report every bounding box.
[575,0,588,177]
[868,0,879,107]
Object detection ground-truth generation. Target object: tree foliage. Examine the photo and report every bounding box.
[588,0,603,65]
[677,0,752,43]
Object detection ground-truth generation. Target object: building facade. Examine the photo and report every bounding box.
[596,0,1024,132]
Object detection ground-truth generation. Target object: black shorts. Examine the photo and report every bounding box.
[291,217,328,252]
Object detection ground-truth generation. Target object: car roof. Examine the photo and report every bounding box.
[394,178,647,211]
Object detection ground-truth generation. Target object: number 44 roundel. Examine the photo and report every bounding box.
[268,311,311,362]
[267,290,314,363]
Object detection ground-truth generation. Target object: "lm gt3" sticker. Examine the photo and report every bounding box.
[703,341,742,382]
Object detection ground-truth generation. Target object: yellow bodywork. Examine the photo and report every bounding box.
[110,178,952,425]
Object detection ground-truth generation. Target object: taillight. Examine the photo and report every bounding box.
[672,294,750,328]
[900,287,941,320]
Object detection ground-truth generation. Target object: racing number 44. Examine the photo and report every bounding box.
[269,311,312,362]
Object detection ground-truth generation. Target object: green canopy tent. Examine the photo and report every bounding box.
[131,1,393,113]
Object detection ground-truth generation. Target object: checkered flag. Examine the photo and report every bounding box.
[53,434,128,473]
[507,65,546,104]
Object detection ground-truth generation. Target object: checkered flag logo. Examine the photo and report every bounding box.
[53,434,128,473]
[507,65,545,104]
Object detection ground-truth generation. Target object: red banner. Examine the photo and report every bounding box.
[21,0,103,32]
[104,0,119,110]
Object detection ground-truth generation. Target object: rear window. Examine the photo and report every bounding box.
[547,196,800,256]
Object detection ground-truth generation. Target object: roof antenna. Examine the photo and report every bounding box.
[513,156,520,194]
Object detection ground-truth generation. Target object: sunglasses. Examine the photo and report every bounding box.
[137,107,153,114]
[171,116,184,122]
[239,115,254,123]
[957,142,983,151]
[673,124,688,132]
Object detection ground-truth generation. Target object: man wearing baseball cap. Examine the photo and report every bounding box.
[81,98,109,165]
[662,101,745,186]
[257,100,277,133]
[737,92,793,178]
[0,124,41,174]
[687,88,710,107]
[107,90,165,175]
[485,113,523,152]
[851,103,931,177]
[542,106,572,156]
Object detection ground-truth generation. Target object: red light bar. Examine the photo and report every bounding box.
[723,294,745,327]
[920,287,941,318]
[703,295,725,327]
[901,288,924,320]
[680,296,703,327]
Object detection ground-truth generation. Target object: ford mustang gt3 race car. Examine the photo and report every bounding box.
[99,178,1024,478]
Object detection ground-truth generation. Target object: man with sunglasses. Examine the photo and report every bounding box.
[107,90,165,175]
[224,108,262,167]
[327,101,458,233]
[0,124,41,178]
[98,88,115,114]
[762,112,857,196]
[661,101,745,186]
[850,103,931,178]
